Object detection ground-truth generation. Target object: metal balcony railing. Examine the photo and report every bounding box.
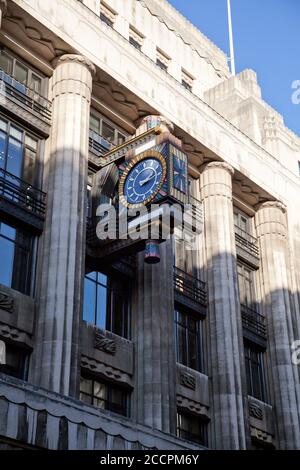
[0,169,46,219]
[241,303,267,339]
[234,225,259,259]
[0,70,51,123]
[89,130,112,157]
[174,266,207,307]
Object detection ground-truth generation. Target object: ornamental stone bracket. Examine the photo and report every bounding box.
[177,395,210,420]
[250,426,273,447]
[0,322,32,347]
[81,355,133,388]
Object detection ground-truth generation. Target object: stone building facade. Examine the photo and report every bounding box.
[0,0,299,450]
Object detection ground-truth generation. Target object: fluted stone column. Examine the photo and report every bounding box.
[201,162,246,449]
[0,0,7,28]
[31,55,95,396]
[134,240,177,434]
[255,201,300,449]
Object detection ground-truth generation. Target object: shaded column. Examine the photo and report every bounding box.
[31,55,95,396]
[134,240,177,434]
[201,162,246,449]
[255,201,300,449]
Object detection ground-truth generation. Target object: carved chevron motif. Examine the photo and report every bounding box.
[0,292,14,313]
[249,402,263,420]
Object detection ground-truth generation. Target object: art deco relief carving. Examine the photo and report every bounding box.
[177,395,209,419]
[250,425,273,446]
[81,355,132,387]
[0,322,31,345]
[249,401,263,420]
[180,372,196,390]
[94,331,116,355]
[0,291,14,313]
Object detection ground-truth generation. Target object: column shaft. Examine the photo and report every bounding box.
[255,201,300,449]
[134,240,177,434]
[31,55,95,396]
[201,162,246,449]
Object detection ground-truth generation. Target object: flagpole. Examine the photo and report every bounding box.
[227,0,236,75]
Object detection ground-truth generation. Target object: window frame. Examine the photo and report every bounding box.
[174,308,204,373]
[89,110,127,147]
[80,373,130,417]
[244,342,268,403]
[176,410,208,446]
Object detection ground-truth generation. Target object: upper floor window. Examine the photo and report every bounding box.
[0,49,44,95]
[156,48,170,72]
[234,209,251,234]
[80,374,130,417]
[0,117,38,184]
[100,2,116,27]
[90,111,126,148]
[83,271,131,339]
[0,221,34,295]
[174,235,196,278]
[129,26,144,51]
[0,340,29,380]
[181,69,194,92]
[237,261,258,311]
[244,342,268,402]
[175,308,203,372]
[177,411,208,446]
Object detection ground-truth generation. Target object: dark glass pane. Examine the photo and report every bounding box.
[15,61,28,84]
[188,328,198,370]
[93,381,106,409]
[0,129,7,170]
[83,277,96,324]
[30,74,41,93]
[96,283,107,329]
[102,121,115,143]
[0,52,13,75]
[0,232,15,288]
[108,387,127,415]
[6,136,23,179]
[90,115,100,134]
[111,292,124,337]
[177,323,187,365]
[0,342,27,379]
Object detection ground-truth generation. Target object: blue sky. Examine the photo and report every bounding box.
[168,0,300,136]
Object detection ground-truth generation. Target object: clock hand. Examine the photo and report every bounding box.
[139,171,155,186]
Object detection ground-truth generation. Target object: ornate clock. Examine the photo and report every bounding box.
[119,150,167,209]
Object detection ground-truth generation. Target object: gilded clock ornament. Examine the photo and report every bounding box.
[119,150,167,209]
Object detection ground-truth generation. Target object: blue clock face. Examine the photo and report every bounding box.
[124,157,164,205]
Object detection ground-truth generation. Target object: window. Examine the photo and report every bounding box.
[177,411,208,446]
[174,235,196,277]
[298,161,300,175]
[156,48,170,72]
[0,221,33,295]
[100,2,116,27]
[129,26,144,51]
[244,343,267,402]
[89,112,126,147]
[83,271,131,339]
[0,49,43,95]
[237,262,257,309]
[80,375,129,416]
[181,69,194,92]
[175,309,203,372]
[0,117,38,184]
[0,340,29,379]
[234,209,250,234]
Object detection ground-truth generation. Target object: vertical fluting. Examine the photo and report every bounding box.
[30,55,95,396]
[134,240,177,434]
[255,201,300,449]
[201,161,246,449]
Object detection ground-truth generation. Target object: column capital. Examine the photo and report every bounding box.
[53,54,96,76]
[202,161,234,176]
[256,200,287,214]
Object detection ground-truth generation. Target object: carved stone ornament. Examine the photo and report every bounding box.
[94,331,116,355]
[0,291,14,313]
[249,401,263,420]
[180,371,196,390]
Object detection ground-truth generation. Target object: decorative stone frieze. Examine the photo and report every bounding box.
[94,331,116,355]
[0,291,14,313]
[180,372,196,390]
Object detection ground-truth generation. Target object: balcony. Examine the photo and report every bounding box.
[174,266,207,314]
[89,130,112,165]
[0,70,51,134]
[0,169,46,231]
[235,225,260,268]
[241,303,267,343]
